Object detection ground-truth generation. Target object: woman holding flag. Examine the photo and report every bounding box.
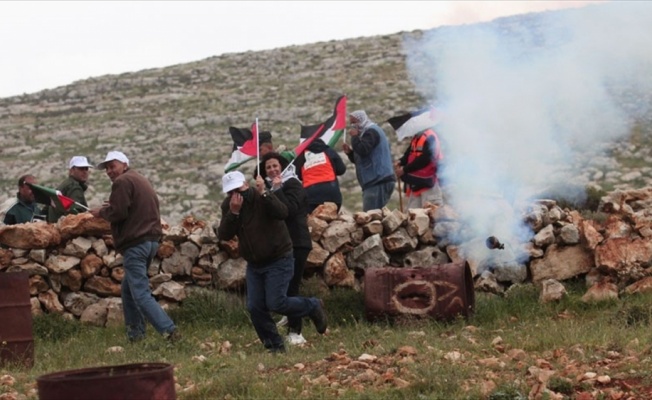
[258,152,312,345]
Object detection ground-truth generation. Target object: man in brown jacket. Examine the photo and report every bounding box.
[90,151,179,343]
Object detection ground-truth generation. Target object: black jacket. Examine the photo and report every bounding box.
[217,187,293,265]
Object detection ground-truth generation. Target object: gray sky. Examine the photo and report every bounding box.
[0,1,601,98]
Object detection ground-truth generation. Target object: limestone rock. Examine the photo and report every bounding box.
[0,222,61,249]
[58,213,111,240]
[212,258,246,290]
[323,252,354,287]
[45,254,81,274]
[539,279,567,303]
[530,244,594,283]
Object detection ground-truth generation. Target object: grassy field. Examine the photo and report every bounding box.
[2,278,652,399]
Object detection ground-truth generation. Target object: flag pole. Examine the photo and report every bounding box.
[396,174,403,212]
[75,202,90,211]
[256,117,260,177]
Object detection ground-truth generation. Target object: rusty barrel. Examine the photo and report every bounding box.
[364,261,475,321]
[37,362,176,400]
[0,271,34,368]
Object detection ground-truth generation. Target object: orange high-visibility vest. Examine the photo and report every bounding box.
[406,129,441,196]
[302,151,336,188]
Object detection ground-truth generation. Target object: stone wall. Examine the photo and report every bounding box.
[2,190,652,327]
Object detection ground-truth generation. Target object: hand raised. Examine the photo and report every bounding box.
[229,192,243,214]
[255,176,266,194]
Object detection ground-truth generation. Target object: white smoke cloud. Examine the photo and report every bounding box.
[403,2,652,260]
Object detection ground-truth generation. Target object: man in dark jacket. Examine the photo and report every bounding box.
[294,138,346,212]
[47,156,92,222]
[2,175,45,225]
[90,151,179,343]
[216,170,327,353]
[343,110,396,211]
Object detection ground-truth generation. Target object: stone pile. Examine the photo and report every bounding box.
[2,189,652,327]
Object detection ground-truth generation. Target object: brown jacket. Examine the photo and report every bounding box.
[99,169,162,251]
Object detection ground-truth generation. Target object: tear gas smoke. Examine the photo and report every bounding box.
[403,2,652,262]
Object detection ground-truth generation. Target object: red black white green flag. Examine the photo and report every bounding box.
[297,95,347,155]
[225,122,259,172]
[27,183,84,212]
[387,105,440,141]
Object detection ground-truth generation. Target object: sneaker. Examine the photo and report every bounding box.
[308,299,328,334]
[276,316,288,327]
[164,329,182,343]
[286,332,307,345]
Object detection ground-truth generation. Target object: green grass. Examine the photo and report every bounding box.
[3,282,652,399]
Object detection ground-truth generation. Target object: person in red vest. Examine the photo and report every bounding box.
[394,128,444,211]
[293,138,347,213]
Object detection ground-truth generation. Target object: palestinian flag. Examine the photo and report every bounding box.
[296,95,347,155]
[387,106,440,141]
[225,123,259,172]
[27,183,77,211]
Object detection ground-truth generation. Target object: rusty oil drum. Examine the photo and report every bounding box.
[37,362,176,400]
[364,261,475,321]
[0,271,34,368]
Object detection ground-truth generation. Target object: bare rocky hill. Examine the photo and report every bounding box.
[1,5,650,224]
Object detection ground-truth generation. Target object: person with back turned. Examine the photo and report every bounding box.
[89,151,180,343]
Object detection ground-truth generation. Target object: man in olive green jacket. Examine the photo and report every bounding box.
[47,156,92,223]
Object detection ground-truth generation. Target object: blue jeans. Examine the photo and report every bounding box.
[246,252,319,350]
[362,181,396,211]
[122,241,176,340]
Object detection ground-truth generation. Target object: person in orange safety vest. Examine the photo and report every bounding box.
[394,128,443,211]
[294,138,346,213]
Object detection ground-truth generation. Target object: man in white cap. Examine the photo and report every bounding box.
[215,170,328,353]
[89,151,180,343]
[47,155,93,223]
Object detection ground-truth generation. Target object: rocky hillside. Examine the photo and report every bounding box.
[1,4,650,224]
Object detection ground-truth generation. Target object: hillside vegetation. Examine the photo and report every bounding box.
[1,5,650,224]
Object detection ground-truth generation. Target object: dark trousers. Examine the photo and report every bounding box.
[287,247,311,334]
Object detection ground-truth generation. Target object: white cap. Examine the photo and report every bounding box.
[222,171,246,193]
[68,156,93,169]
[97,151,130,170]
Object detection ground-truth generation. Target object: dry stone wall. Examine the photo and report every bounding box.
[2,189,652,327]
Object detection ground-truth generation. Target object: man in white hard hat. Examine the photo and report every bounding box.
[90,150,180,343]
[47,155,93,223]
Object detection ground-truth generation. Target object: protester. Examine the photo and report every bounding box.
[293,138,346,213]
[259,131,295,161]
[395,127,444,210]
[89,151,180,343]
[2,175,45,225]
[251,131,295,180]
[258,152,312,345]
[215,170,327,353]
[342,110,396,211]
[258,131,275,157]
[47,156,93,222]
